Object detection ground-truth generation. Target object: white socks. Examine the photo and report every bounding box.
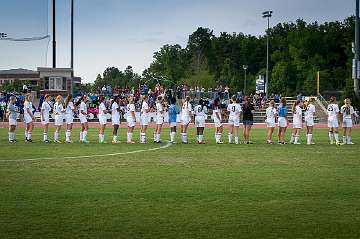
[228,134,232,144]
[294,135,300,144]
[66,130,71,142]
[156,133,161,142]
[83,131,88,141]
[140,133,146,143]
[334,133,339,143]
[99,134,105,143]
[306,134,313,145]
[127,132,133,142]
[290,134,295,144]
[215,133,222,143]
[170,132,176,142]
[181,133,187,143]
[8,132,15,141]
[113,135,118,142]
[235,136,239,144]
[197,135,204,143]
[43,133,48,141]
[54,131,59,141]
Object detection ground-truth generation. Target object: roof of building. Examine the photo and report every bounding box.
[0,68,38,75]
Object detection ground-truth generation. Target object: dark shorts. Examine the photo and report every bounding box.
[243,120,254,126]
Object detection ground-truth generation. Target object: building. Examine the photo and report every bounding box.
[0,68,81,96]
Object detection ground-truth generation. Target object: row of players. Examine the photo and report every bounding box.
[6,93,357,145]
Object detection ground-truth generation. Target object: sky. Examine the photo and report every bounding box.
[0,0,355,83]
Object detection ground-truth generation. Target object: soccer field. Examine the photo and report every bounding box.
[0,128,359,239]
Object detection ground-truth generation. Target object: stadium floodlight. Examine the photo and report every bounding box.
[262,10,273,97]
[243,65,248,95]
[0,32,8,38]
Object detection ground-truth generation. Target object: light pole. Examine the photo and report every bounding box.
[243,65,248,95]
[262,10,273,97]
[0,33,7,38]
[354,0,360,96]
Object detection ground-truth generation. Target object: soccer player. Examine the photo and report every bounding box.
[265,100,277,144]
[181,96,193,144]
[242,96,255,144]
[77,95,90,143]
[53,95,66,143]
[194,99,207,144]
[64,95,76,143]
[327,96,341,145]
[168,97,179,144]
[41,94,52,143]
[227,95,242,144]
[341,98,356,144]
[7,96,19,143]
[126,96,136,144]
[304,98,316,145]
[23,93,35,142]
[154,96,164,143]
[290,100,303,145]
[98,95,109,144]
[111,96,121,144]
[277,97,288,145]
[140,95,150,144]
[213,98,223,144]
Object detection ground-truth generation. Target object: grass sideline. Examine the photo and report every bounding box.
[0,128,359,238]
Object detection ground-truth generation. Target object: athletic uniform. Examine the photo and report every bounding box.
[156,102,164,125]
[41,101,51,125]
[98,102,108,125]
[140,101,149,126]
[8,103,17,126]
[292,106,303,129]
[53,102,64,126]
[79,101,88,124]
[65,101,75,125]
[305,104,315,127]
[327,103,339,128]
[277,104,288,128]
[194,105,207,128]
[111,101,120,126]
[265,106,277,128]
[213,106,222,128]
[341,105,354,128]
[126,103,136,127]
[227,103,242,127]
[181,102,192,125]
[23,101,33,124]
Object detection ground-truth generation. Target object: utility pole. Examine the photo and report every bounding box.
[243,65,248,95]
[71,0,74,77]
[354,0,360,96]
[52,0,56,68]
[262,11,273,97]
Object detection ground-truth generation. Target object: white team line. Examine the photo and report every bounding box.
[0,141,172,163]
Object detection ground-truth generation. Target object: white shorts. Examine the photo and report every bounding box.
[24,115,33,124]
[305,117,314,127]
[228,116,240,127]
[181,115,190,125]
[112,117,120,126]
[342,118,353,128]
[328,118,339,128]
[293,122,302,129]
[266,119,276,128]
[127,117,136,127]
[195,116,205,128]
[79,115,88,124]
[278,117,287,128]
[65,114,74,125]
[9,119,17,126]
[41,115,50,125]
[54,115,64,126]
[169,122,177,127]
[214,120,222,128]
[140,116,149,126]
[156,116,164,125]
[99,116,107,125]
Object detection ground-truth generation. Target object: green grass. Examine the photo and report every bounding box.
[0,128,359,239]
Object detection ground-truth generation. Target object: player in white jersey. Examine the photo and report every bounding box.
[194,99,207,144]
[154,96,165,143]
[290,100,303,144]
[304,98,316,145]
[23,93,35,142]
[64,95,76,143]
[213,98,223,144]
[265,100,277,144]
[41,94,52,143]
[140,95,150,144]
[180,96,193,144]
[98,95,109,143]
[126,96,136,144]
[341,98,356,144]
[53,95,66,143]
[77,95,90,143]
[327,96,341,145]
[7,96,19,143]
[227,95,242,144]
[111,96,121,144]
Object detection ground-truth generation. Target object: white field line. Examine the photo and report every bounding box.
[0,141,172,163]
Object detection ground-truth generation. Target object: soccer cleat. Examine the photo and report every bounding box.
[44,140,51,144]
[26,139,33,143]
[127,141,135,144]
[347,142,355,145]
[198,141,206,145]
[330,141,334,145]
[54,140,62,144]
[216,141,224,144]
[99,141,108,144]
[83,140,90,144]
[293,142,301,145]
[336,142,344,146]
[112,140,121,144]
[66,141,73,144]
[9,140,16,144]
